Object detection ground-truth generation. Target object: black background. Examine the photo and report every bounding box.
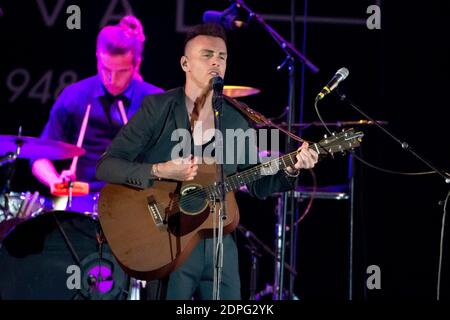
[1,0,449,300]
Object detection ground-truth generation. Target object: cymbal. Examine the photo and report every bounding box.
[223,85,261,98]
[0,135,85,160]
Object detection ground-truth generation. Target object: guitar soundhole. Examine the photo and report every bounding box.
[179,184,208,215]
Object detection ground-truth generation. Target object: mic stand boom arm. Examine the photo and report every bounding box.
[234,0,319,74]
[334,90,450,184]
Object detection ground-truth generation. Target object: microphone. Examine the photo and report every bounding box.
[212,76,224,112]
[212,76,224,94]
[316,67,349,101]
[203,4,245,30]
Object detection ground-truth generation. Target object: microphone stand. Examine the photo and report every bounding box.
[231,0,319,300]
[233,0,319,74]
[212,77,227,300]
[334,90,450,184]
[331,90,450,299]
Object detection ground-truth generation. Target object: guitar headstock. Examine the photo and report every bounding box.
[313,128,364,156]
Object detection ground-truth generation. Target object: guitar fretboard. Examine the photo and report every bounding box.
[204,143,323,197]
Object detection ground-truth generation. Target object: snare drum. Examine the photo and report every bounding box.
[52,192,100,219]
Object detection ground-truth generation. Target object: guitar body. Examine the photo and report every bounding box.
[98,163,240,280]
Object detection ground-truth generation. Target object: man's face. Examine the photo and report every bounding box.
[97,51,136,96]
[182,35,227,90]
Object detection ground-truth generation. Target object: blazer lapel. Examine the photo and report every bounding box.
[171,87,191,157]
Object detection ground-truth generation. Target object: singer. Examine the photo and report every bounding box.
[96,23,318,300]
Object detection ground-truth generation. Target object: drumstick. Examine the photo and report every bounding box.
[69,104,91,174]
[20,191,39,219]
[117,100,128,125]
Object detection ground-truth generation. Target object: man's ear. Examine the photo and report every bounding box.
[180,56,189,71]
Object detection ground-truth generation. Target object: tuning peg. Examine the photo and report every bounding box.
[324,134,328,139]
[332,132,336,136]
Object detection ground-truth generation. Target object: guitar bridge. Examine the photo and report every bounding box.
[147,195,165,229]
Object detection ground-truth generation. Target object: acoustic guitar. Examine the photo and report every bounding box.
[98,128,363,280]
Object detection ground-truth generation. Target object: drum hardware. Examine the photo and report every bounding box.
[52,212,82,265]
[0,191,50,241]
[0,211,129,299]
[0,129,86,235]
[237,224,297,300]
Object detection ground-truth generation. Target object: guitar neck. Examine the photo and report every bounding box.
[206,143,323,196]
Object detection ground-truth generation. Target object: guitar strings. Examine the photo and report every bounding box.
[169,142,330,209]
[152,136,354,212]
[153,151,299,210]
[155,137,350,210]
[156,145,313,210]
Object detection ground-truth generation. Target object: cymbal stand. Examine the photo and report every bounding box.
[0,127,22,166]
[1,128,22,194]
[66,179,74,210]
[242,236,262,300]
[347,152,355,299]
[237,224,298,299]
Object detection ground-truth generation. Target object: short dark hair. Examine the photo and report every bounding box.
[184,23,227,51]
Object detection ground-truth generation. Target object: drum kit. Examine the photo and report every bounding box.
[0,134,85,239]
[0,134,131,300]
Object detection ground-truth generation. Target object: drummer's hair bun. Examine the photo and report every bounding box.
[119,15,145,42]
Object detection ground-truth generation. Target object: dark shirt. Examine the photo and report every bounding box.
[37,75,164,192]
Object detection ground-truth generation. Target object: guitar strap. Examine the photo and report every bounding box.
[223,95,305,143]
[223,95,269,125]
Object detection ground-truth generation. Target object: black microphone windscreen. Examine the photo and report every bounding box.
[212,76,224,93]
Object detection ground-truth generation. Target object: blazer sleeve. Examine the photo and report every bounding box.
[96,95,161,189]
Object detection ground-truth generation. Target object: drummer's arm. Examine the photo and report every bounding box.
[31,159,61,189]
[31,89,73,190]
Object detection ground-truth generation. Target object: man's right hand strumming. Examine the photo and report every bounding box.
[153,156,199,181]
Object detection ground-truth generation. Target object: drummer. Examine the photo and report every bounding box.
[31,15,163,213]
